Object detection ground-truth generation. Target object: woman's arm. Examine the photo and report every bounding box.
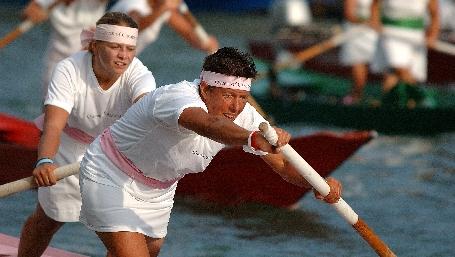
[33,105,69,186]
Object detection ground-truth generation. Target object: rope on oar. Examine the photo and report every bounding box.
[0,20,34,49]
[0,162,80,198]
[179,2,211,52]
[259,122,396,257]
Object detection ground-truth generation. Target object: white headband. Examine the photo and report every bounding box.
[93,24,138,46]
[200,70,252,91]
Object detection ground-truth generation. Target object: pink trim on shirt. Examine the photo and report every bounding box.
[34,114,95,144]
[99,128,179,189]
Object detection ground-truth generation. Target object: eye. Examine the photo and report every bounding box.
[127,46,136,52]
[223,93,233,99]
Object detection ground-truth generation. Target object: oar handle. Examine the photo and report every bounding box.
[258,122,396,257]
[0,162,80,198]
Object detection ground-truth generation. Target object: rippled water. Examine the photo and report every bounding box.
[1,6,454,257]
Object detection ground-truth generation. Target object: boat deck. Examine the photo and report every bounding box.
[0,233,88,257]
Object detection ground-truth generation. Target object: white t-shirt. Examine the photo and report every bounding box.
[45,50,156,155]
[110,0,171,54]
[84,80,267,182]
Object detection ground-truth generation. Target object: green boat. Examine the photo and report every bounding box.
[251,59,455,135]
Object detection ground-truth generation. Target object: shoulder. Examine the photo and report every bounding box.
[54,51,89,74]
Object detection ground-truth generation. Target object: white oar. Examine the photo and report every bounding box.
[0,162,80,198]
[259,122,396,257]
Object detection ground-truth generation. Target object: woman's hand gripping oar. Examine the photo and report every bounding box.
[0,162,80,198]
[259,122,396,257]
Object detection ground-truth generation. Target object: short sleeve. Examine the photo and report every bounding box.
[44,59,75,114]
[126,58,156,102]
[152,82,206,131]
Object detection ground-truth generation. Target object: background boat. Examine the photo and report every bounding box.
[249,59,455,135]
[0,113,375,208]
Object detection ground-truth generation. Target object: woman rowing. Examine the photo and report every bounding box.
[17,12,157,257]
[78,47,343,257]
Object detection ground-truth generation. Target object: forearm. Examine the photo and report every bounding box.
[262,154,312,189]
[37,125,63,160]
[192,115,250,146]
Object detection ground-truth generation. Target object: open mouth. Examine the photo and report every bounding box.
[224,114,235,120]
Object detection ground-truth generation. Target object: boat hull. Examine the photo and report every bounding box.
[0,113,374,208]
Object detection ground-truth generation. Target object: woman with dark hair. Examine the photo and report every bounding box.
[17,12,157,257]
[79,47,342,257]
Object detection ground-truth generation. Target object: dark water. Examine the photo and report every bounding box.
[1,7,455,257]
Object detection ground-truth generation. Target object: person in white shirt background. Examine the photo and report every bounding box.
[110,0,219,55]
[370,0,440,108]
[340,0,378,105]
[17,12,157,257]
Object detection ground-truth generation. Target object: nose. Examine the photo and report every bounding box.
[117,47,128,59]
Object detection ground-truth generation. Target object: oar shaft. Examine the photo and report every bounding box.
[259,122,396,257]
[0,162,80,198]
[0,20,34,49]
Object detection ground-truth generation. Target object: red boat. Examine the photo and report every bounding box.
[0,113,375,208]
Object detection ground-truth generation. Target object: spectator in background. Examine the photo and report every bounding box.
[340,0,378,105]
[370,0,440,108]
[110,0,219,55]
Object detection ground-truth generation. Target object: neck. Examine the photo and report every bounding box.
[91,55,119,90]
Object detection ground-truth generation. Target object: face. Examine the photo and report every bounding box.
[92,41,136,79]
[200,81,250,121]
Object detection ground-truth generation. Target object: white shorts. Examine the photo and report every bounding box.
[371,26,427,82]
[340,23,378,65]
[79,140,177,239]
[38,133,87,222]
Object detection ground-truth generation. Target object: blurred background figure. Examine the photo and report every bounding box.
[110,0,219,55]
[439,0,455,42]
[370,0,440,108]
[340,0,378,105]
[22,0,108,98]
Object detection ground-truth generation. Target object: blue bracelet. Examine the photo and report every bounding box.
[35,158,54,168]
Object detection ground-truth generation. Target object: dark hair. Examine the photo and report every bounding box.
[96,11,138,28]
[202,47,257,79]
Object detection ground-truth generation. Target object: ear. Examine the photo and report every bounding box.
[199,80,210,101]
